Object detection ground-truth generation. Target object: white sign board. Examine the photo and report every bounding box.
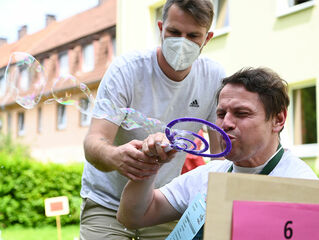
[45,196,69,217]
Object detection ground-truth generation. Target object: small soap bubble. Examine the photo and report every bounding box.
[50,74,94,115]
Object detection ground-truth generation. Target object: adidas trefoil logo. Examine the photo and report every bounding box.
[189,99,199,107]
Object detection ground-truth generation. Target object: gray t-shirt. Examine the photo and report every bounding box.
[80,48,226,210]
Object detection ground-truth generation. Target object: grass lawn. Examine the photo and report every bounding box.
[1,225,80,240]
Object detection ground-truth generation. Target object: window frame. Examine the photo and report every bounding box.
[17,111,25,136]
[79,98,91,127]
[20,67,30,91]
[82,43,95,72]
[211,0,231,37]
[37,107,42,133]
[58,51,69,77]
[288,81,318,158]
[276,0,315,18]
[7,112,11,135]
[57,104,67,130]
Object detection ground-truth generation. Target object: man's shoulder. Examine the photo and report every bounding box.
[275,149,318,179]
[194,56,225,76]
[205,159,232,172]
[113,48,155,66]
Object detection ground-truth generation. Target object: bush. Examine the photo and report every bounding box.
[0,134,84,228]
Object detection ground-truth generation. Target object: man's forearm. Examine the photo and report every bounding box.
[117,175,157,229]
[84,134,117,172]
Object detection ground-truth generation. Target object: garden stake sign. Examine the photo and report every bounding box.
[44,196,70,240]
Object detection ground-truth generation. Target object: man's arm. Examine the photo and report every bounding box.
[83,118,160,181]
[117,175,181,229]
[117,132,181,228]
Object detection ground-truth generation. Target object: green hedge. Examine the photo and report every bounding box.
[0,135,83,228]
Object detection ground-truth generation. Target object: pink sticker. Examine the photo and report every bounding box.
[232,200,319,240]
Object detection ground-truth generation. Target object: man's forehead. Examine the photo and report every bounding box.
[164,4,207,33]
[218,84,261,107]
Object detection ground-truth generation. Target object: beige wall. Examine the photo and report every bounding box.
[202,0,319,164]
[116,0,319,165]
[117,0,165,55]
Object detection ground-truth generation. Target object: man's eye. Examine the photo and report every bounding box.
[237,112,248,117]
[168,30,180,35]
[217,113,225,118]
[188,34,197,38]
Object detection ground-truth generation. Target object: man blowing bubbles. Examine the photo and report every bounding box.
[117,67,318,233]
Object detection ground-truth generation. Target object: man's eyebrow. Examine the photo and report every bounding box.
[166,26,202,35]
[217,105,253,111]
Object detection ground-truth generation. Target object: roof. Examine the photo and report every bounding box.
[0,0,116,69]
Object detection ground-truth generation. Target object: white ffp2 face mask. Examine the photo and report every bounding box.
[162,35,206,71]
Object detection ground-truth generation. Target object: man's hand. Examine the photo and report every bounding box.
[142,132,177,163]
[112,140,161,181]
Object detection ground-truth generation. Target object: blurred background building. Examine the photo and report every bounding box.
[0,0,116,162]
[0,0,318,168]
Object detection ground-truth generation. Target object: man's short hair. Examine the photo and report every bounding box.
[216,67,290,121]
[162,0,214,31]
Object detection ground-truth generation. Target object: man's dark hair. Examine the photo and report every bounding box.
[162,0,214,31]
[216,67,290,121]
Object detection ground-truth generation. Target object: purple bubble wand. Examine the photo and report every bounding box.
[165,117,232,158]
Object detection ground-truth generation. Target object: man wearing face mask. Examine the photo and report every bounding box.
[80,0,225,239]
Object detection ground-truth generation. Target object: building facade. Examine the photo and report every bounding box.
[0,0,116,162]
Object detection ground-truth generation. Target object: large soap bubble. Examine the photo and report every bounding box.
[3,52,46,109]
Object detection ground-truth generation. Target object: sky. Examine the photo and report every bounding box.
[0,0,99,44]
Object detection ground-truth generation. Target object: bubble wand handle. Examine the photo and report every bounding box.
[164,117,232,158]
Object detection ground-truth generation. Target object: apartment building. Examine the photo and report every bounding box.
[0,0,116,162]
[117,0,319,167]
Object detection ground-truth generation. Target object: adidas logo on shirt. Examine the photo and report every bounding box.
[189,99,199,107]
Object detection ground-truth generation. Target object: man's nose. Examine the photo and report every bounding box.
[221,113,235,131]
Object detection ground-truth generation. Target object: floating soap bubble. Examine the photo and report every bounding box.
[92,98,166,134]
[92,98,126,123]
[3,52,46,109]
[48,74,94,115]
[120,108,165,133]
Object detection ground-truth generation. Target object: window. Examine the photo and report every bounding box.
[59,51,69,76]
[293,86,317,145]
[80,98,91,126]
[0,72,5,97]
[20,68,29,91]
[38,107,42,133]
[288,0,312,7]
[82,44,95,72]
[277,0,315,17]
[57,105,67,130]
[212,0,230,31]
[17,112,25,136]
[7,112,11,135]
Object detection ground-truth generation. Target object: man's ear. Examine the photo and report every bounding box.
[272,109,287,133]
[158,20,163,32]
[204,31,214,46]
